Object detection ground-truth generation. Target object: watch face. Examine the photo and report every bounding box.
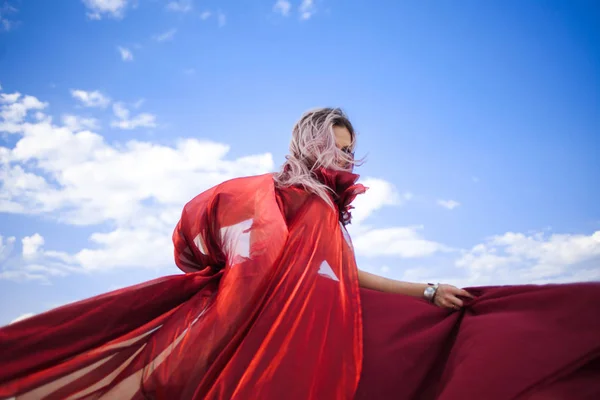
[425,287,434,296]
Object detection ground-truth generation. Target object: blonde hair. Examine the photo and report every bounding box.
[273,108,361,206]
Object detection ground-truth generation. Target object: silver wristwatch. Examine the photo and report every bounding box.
[423,283,439,303]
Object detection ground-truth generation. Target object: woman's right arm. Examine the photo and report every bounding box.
[357,269,474,310]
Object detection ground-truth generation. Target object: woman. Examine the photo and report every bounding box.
[272,108,473,311]
[1,108,599,399]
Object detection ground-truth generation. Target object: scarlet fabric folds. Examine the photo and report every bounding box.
[0,171,364,399]
[0,169,599,399]
[356,284,600,400]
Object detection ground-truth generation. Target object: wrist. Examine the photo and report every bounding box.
[423,283,439,303]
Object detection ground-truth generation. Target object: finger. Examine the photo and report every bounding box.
[434,297,448,308]
[450,287,472,300]
[442,294,463,308]
[448,286,464,296]
[449,296,464,308]
[439,298,456,310]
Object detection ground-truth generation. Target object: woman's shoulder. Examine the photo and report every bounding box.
[218,173,275,191]
[183,173,275,211]
[274,184,333,226]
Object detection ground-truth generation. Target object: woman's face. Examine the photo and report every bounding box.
[333,125,354,169]
[333,125,352,150]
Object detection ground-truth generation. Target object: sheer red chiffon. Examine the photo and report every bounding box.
[1,170,599,399]
[0,172,363,399]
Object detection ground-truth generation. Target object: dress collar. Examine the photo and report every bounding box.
[311,167,367,225]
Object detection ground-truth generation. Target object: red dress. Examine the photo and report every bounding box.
[1,169,599,399]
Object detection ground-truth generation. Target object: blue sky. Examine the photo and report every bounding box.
[1,0,599,326]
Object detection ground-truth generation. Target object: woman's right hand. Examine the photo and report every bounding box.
[433,284,474,310]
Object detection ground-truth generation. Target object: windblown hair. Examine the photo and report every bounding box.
[273,107,361,206]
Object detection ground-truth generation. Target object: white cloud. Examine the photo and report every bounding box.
[153,28,177,42]
[62,115,100,132]
[0,92,47,133]
[1,262,72,282]
[199,11,211,20]
[1,18,13,31]
[22,233,44,258]
[112,102,129,119]
[83,0,128,20]
[351,177,410,224]
[273,0,291,17]
[0,92,20,103]
[217,11,226,27]
[3,91,598,288]
[110,102,157,130]
[1,232,73,283]
[35,112,48,121]
[0,91,274,281]
[345,177,419,261]
[299,0,315,20]
[0,164,53,214]
[117,46,133,61]
[166,0,193,13]
[132,98,145,109]
[0,235,16,262]
[0,2,18,31]
[456,230,600,284]
[111,114,156,130]
[71,89,111,108]
[353,226,451,258]
[437,199,460,210]
[353,229,600,287]
[0,270,48,284]
[273,0,317,20]
[10,313,35,324]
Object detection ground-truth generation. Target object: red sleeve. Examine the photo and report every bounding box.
[173,187,226,273]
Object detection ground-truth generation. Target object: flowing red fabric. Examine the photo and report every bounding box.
[1,169,599,399]
[0,170,364,399]
[356,284,600,399]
